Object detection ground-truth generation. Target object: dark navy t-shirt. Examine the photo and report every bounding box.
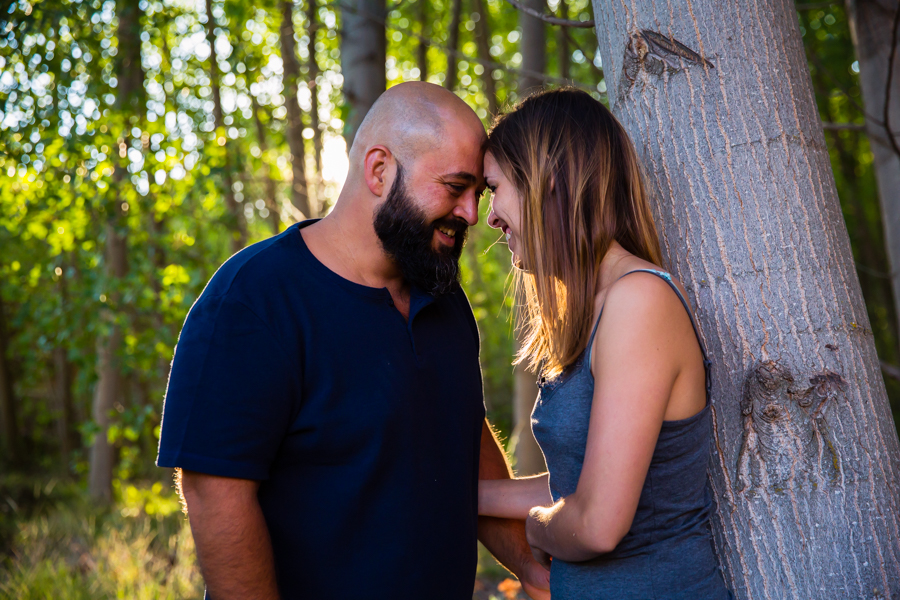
[157,220,486,599]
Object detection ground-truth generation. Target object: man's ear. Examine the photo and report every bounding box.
[364,145,392,197]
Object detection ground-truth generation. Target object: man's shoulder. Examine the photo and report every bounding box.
[198,225,309,305]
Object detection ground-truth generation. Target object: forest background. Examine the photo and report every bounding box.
[0,0,898,596]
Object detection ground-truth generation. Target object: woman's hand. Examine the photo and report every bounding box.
[525,507,553,570]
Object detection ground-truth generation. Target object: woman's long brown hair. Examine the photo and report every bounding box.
[486,88,663,378]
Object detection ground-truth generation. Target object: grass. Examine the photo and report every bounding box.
[0,475,530,600]
[0,475,202,600]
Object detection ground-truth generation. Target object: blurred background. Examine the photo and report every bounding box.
[0,0,898,596]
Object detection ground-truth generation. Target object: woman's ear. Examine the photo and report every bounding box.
[364,145,392,196]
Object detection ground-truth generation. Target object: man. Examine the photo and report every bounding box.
[157,82,551,599]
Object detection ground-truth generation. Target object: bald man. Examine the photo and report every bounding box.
[157,82,551,600]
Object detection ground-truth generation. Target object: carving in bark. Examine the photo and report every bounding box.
[736,361,842,496]
[339,0,386,146]
[590,0,900,596]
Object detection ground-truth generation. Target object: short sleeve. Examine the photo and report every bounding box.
[156,294,298,480]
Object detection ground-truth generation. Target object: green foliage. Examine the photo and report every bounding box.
[0,1,897,589]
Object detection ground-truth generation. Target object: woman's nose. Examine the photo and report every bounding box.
[487,209,501,229]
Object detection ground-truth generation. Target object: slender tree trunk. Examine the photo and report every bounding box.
[445,0,463,91]
[513,298,544,476]
[54,347,75,469]
[472,0,498,117]
[0,293,21,466]
[54,264,77,469]
[511,0,546,475]
[305,0,324,216]
[89,0,144,502]
[815,70,900,353]
[417,0,429,81]
[556,2,569,80]
[252,95,281,234]
[518,0,545,96]
[340,0,386,146]
[205,0,247,251]
[280,0,312,218]
[847,0,900,347]
[591,0,900,596]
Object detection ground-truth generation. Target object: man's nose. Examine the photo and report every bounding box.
[454,189,480,226]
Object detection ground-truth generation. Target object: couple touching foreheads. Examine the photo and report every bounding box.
[157,82,733,600]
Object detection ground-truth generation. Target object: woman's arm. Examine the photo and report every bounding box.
[525,274,693,562]
[479,474,553,519]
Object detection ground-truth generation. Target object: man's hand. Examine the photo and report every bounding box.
[476,420,551,599]
[180,470,280,600]
[519,557,551,600]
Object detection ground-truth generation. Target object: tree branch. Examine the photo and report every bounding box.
[881,361,900,382]
[562,26,603,78]
[502,0,595,28]
[796,2,837,10]
[822,122,866,130]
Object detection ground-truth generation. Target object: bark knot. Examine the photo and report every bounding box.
[622,29,715,84]
[737,361,844,497]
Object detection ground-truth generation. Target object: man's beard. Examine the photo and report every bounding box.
[373,164,468,297]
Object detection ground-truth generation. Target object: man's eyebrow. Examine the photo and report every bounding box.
[441,171,478,184]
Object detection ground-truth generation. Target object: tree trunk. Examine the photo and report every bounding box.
[252,95,281,235]
[518,0,545,96]
[89,0,144,501]
[556,2,569,80]
[511,0,547,476]
[206,0,247,251]
[305,0,324,216]
[445,0,463,91]
[472,0,499,117]
[280,0,312,219]
[340,0,386,147]
[590,0,900,596]
[814,68,900,356]
[0,293,21,466]
[54,264,77,469]
[53,347,76,470]
[513,299,544,476]
[847,0,900,347]
[417,0,429,81]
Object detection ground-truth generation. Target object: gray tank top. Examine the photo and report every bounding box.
[531,269,732,599]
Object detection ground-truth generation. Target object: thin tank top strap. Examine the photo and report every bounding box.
[597,269,713,400]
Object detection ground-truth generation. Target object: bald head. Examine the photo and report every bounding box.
[348,82,486,173]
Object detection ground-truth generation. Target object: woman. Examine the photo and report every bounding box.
[480,88,732,599]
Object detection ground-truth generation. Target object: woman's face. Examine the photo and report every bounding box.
[485,151,525,269]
